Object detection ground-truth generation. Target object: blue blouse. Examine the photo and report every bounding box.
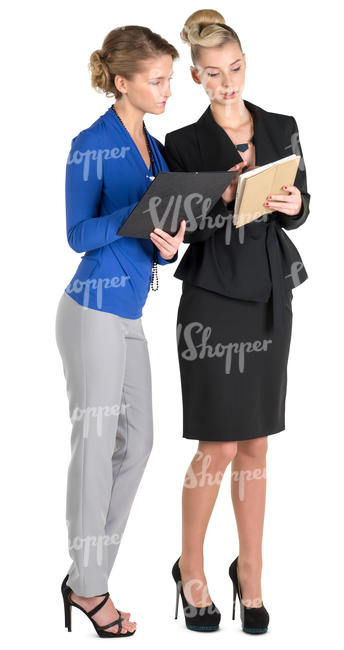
[64,105,178,318]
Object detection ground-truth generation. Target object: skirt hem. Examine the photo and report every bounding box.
[182,423,286,442]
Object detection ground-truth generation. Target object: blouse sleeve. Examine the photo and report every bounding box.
[156,248,178,265]
[65,129,138,253]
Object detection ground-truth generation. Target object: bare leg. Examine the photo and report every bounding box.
[179,440,238,607]
[230,436,268,607]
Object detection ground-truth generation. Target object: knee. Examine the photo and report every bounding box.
[143,426,154,459]
[236,436,268,459]
[131,421,153,462]
[147,431,154,457]
[198,441,238,468]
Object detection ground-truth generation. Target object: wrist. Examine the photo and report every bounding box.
[161,250,177,261]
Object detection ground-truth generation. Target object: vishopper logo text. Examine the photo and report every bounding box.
[177,322,272,374]
[285,261,305,287]
[66,528,122,568]
[146,194,270,245]
[231,467,267,502]
[285,130,305,171]
[71,403,131,439]
[183,450,266,502]
[67,145,131,181]
[144,192,233,239]
[184,450,225,488]
[66,274,130,309]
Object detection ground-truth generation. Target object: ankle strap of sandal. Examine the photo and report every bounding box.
[88,592,110,617]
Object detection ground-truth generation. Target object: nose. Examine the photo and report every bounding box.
[223,79,231,88]
[164,82,172,99]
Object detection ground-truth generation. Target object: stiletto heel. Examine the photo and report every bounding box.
[232,581,236,620]
[228,556,269,634]
[63,594,72,631]
[174,580,181,619]
[61,573,135,637]
[172,556,221,632]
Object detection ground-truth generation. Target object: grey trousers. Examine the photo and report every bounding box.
[55,291,153,596]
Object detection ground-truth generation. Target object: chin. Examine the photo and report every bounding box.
[145,105,166,115]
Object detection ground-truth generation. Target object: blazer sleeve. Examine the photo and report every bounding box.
[65,129,138,253]
[276,116,311,231]
[164,133,233,244]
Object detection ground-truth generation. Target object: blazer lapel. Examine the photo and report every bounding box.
[195,99,279,170]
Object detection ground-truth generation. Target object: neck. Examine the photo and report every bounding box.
[113,99,145,138]
[210,99,250,129]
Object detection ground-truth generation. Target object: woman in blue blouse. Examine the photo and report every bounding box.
[56,25,184,638]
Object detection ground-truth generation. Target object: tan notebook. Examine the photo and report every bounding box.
[233,154,301,228]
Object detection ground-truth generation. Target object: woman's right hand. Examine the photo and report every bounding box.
[221,160,248,205]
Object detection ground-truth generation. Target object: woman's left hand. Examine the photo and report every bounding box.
[149,219,186,260]
[264,185,302,216]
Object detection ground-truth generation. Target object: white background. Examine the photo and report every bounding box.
[2,1,343,648]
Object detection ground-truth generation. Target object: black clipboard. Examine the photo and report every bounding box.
[116,171,238,238]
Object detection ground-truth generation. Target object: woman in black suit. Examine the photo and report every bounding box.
[161,9,310,635]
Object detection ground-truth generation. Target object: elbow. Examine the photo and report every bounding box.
[67,229,84,253]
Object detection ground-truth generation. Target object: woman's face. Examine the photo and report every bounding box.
[116,55,173,114]
[191,41,246,108]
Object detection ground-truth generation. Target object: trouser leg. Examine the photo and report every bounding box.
[56,293,127,596]
[104,317,154,577]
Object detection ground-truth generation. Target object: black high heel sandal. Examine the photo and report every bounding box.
[228,556,269,634]
[172,557,221,632]
[61,574,136,637]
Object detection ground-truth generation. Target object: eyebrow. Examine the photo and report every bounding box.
[204,59,241,69]
[149,73,174,80]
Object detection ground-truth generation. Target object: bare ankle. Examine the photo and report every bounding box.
[238,556,263,570]
[179,555,204,573]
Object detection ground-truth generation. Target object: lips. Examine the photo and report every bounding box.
[222,91,236,98]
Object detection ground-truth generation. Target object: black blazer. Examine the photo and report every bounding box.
[163,99,310,329]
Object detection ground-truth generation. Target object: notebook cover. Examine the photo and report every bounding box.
[234,155,301,228]
[116,171,238,238]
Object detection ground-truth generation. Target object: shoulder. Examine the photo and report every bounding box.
[165,102,296,141]
[250,100,296,132]
[67,113,106,153]
[165,122,198,153]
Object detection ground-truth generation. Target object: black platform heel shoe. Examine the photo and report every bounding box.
[228,557,269,634]
[61,574,136,637]
[172,557,221,632]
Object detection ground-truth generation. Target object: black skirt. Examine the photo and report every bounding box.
[176,281,293,442]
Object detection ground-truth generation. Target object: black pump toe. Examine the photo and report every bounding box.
[172,557,221,632]
[228,556,269,634]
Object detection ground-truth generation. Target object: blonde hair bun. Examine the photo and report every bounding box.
[180,9,242,65]
[89,50,110,95]
[180,9,226,46]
